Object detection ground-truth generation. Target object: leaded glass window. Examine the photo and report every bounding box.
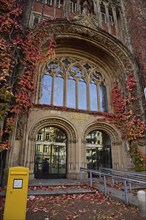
[39,57,108,112]
[67,78,76,108]
[54,75,64,106]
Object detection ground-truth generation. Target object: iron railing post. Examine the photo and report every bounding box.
[80,169,82,184]
[124,180,129,204]
[90,171,92,187]
[103,175,107,196]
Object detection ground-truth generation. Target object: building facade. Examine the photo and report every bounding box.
[8,0,146,180]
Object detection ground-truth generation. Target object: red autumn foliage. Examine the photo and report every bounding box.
[0,0,56,150]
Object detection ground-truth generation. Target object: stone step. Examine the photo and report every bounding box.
[0,186,96,197]
[28,188,96,196]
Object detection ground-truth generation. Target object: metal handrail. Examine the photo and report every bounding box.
[80,167,146,204]
[99,167,146,179]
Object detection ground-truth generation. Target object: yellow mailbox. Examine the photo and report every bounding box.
[3,166,29,220]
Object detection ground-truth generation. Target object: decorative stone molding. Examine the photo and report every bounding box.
[81,139,87,144]
[83,122,121,143]
[69,139,78,144]
[73,14,99,30]
[112,141,122,145]
[33,19,136,74]
[29,117,77,142]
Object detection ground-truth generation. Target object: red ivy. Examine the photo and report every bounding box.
[0,0,56,150]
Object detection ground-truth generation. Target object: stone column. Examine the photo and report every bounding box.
[111,142,122,169]
[67,139,79,179]
[104,2,111,34]
[96,0,102,28]
[77,0,81,15]
[120,0,131,48]
[112,6,119,38]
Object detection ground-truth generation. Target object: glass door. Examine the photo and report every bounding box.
[34,127,67,178]
[86,130,112,170]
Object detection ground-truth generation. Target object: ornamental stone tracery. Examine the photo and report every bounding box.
[38,56,108,112]
[43,57,105,84]
[35,21,136,74]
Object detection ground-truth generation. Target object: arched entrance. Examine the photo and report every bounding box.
[34,126,67,178]
[86,130,112,170]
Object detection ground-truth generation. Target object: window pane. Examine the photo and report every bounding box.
[54,76,64,106]
[40,75,52,104]
[67,79,76,108]
[100,84,107,112]
[78,81,87,110]
[90,83,98,111]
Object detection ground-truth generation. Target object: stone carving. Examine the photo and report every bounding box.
[70,113,89,121]
[15,113,28,140]
[36,21,135,73]
[73,14,98,30]
[81,0,94,16]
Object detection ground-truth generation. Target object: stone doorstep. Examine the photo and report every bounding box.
[28,183,81,187]
[28,189,96,196]
[0,189,96,197]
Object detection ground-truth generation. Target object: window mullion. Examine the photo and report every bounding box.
[64,74,67,107]
[76,79,78,109]
[97,83,100,111]
[51,75,55,104]
[87,80,90,111]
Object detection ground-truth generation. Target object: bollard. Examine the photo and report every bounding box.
[137,190,146,217]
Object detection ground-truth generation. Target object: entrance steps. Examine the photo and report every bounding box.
[0,179,96,197]
[28,179,96,196]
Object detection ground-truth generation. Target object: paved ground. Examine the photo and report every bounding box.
[0,178,146,220]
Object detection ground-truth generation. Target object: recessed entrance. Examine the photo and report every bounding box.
[34,127,67,178]
[86,130,112,170]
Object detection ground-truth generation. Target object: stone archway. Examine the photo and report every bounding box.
[29,117,77,142]
[25,117,78,178]
[82,122,123,170]
[83,122,121,144]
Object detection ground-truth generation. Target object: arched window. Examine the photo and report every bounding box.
[39,57,108,112]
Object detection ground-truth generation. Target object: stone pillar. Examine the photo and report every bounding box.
[104,2,111,34]
[62,0,70,19]
[112,6,119,38]
[96,0,102,28]
[118,1,131,47]
[112,142,122,169]
[118,9,125,43]
[77,0,81,15]
[67,139,79,179]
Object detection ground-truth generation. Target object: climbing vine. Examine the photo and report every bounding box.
[0,0,56,151]
[97,73,146,170]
